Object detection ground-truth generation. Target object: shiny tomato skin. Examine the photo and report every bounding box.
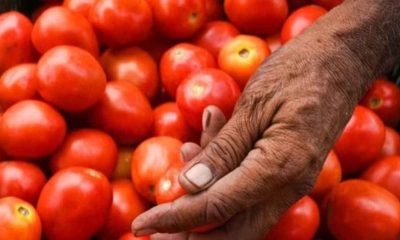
[333,106,385,174]
[160,43,216,98]
[37,167,112,240]
[119,232,150,240]
[155,167,186,204]
[37,45,106,113]
[31,2,61,22]
[312,0,343,9]
[205,0,224,20]
[63,0,96,18]
[381,127,400,157]
[32,6,99,56]
[88,81,153,145]
[100,47,159,100]
[0,63,38,110]
[0,197,41,240]
[0,100,66,159]
[325,180,400,240]
[265,32,282,53]
[112,147,134,180]
[224,0,289,35]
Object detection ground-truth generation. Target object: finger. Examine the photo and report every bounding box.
[200,106,226,147]
[181,142,201,162]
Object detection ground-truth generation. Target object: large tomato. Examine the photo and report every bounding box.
[381,127,400,157]
[312,0,343,9]
[37,167,112,240]
[265,33,282,53]
[112,147,134,180]
[119,232,150,240]
[63,0,96,18]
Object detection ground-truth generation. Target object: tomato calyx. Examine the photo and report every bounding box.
[369,97,383,109]
[239,48,250,58]
[18,205,30,217]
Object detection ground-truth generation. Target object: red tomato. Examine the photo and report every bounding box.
[265,196,320,240]
[88,81,153,145]
[360,77,400,127]
[0,11,35,74]
[119,232,150,240]
[281,5,327,44]
[37,167,112,240]
[155,167,186,204]
[265,32,282,53]
[192,21,240,59]
[131,137,184,203]
[381,127,400,157]
[112,147,134,180]
[218,35,270,89]
[324,180,400,240]
[205,0,224,21]
[89,0,153,47]
[0,100,66,159]
[0,63,38,110]
[32,3,61,22]
[149,0,207,39]
[224,0,289,35]
[160,43,216,98]
[63,0,96,18]
[50,129,118,178]
[0,161,46,205]
[97,180,149,240]
[138,32,175,63]
[333,106,385,174]
[100,47,159,100]
[309,151,341,201]
[37,46,106,112]
[0,197,41,240]
[32,6,99,56]
[312,0,343,9]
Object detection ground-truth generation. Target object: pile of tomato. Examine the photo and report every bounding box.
[1,0,400,239]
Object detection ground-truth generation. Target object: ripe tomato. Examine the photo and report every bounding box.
[333,106,385,174]
[205,0,223,21]
[265,32,282,53]
[37,167,112,240]
[224,0,289,35]
[155,167,186,204]
[160,43,216,98]
[324,180,400,240]
[97,180,149,240]
[0,100,66,159]
[281,5,327,44]
[218,35,270,89]
[119,232,150,240]
[0,11,35,74]
[50,129,118,178]
[309,151,341,201]
[63,0,96,18]
[0,63,38,111]
[32,6,99,56]
[100,47,159,100]
[112,147,134,180]
[192,21,240,59]
[37,45,106,113]
[381,127,400,157]
[360,77,400,127]
[149,0,207,39]
[265,196,320,240]
[89,0,153,47]
[312,0,343,9]
[131,137,184,203]
[88,81,153,145]
[177,68,241,131]
[0,197,41,240]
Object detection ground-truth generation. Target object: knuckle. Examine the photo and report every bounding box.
[205,191,236,223]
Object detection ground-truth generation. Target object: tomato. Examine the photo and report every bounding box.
[37,167,112,240]
[100,47,159,100]
[138,32,175,63]
[333,106,385,174]
[205,0,223,20]
[89,0,153,47]
[119,232,150,240]
[324,180,400,240]
[63,0,96,18]
[192,21,240,59]
[37,46,106,113]
[0,63,38,111]
[309,151,341,201]
[160,43,216,98]
[131,137,184,203]
[112,147,134,180]
[98,180,149,240]
[381,127,400,157]
[281,5,327,44]
[265,196,320,240]
[0,197,41,240]
[155,167,186,204]
[88,81,153,145]
[31,2,61,22]
[265,32,282,53]
[224,0,289,35]
[218,35,270,89]
[50,129,118,178]
[0,11,35,75]
[0,100,66,159]
[312,0,343,9]
[149,0,207,39]
[360,77,400,127]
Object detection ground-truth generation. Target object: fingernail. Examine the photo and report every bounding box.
[202,109,211,131]
[135,228,157,237]
[184,163,213,188]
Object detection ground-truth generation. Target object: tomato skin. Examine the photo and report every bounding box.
[63,0,96,18]
[205,0,224,21]
[100,47,159,100]
[265,196,320,240]
[381,127,400,157]
[265,32,282,53]
[160,43,216,98]
[89,0,153,47]
[325,180,400,240]
[112,147,134,180]
[224,0,289,35]
[119,232,150,240]
[312,0,343,9]
[0,100,66,159]
[333,106,385,174]
[32,2,61,22]
[88,81,153,145]
[0,197,41,240]
[37,45,106,113]
[37,167,112,240]
[155,167,186,204]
